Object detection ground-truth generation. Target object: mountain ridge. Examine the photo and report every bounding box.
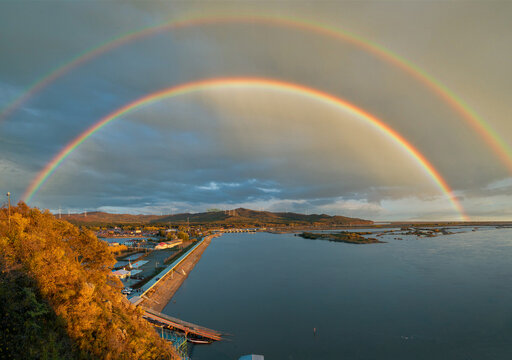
[60,207,373,226]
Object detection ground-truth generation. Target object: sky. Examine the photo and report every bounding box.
[1,1,511,221]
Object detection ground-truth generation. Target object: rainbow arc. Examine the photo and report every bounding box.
[22,77,468,220]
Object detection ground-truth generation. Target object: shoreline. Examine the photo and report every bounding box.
[139,233,221,312]
[262,222,512,234]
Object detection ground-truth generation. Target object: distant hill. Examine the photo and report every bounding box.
[60,208,373,227]
[61,211,162,225]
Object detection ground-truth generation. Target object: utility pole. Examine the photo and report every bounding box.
[6,192,11,231]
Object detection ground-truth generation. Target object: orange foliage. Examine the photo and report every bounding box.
[0,203,178,359]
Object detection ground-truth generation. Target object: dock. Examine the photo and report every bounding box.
[143,307,226,342]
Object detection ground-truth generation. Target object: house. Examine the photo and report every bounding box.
[112,269,131,279]
[154,239,182,250]
[154,242,168,250]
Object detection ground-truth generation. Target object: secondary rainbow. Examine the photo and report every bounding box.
[2,13,511,174]
[23,77,468,220]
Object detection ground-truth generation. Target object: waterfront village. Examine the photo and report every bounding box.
[98,225,262,298]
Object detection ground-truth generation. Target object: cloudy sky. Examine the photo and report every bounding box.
[1,1,511,221]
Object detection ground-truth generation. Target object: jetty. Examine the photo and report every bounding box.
[143,307,226,342]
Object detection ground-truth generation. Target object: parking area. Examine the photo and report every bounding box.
[117,248,180,289]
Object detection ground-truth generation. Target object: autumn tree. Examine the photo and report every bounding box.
[176,231,189,241]
[0,203,178,359]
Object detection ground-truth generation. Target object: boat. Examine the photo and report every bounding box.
[188,338,213,344]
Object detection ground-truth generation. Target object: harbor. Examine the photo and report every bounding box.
[111,232,227,358]
[130,234,221,312]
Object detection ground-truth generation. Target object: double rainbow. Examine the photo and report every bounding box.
[2,14,511,174]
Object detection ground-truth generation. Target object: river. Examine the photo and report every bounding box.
[162,227,512,359]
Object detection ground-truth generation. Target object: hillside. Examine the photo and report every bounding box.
[60,208,373,227]
[0,203,178,359]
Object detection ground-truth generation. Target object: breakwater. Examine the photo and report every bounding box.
[136,234,220,311]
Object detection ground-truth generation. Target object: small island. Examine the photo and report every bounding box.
[298,231,385,244]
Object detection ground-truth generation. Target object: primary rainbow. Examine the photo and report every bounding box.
[23,77,468,220]
[2,13,511,174]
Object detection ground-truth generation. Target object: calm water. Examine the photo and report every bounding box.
[163,228,512,359]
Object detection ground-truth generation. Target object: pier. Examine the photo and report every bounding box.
[143,307,227,342]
